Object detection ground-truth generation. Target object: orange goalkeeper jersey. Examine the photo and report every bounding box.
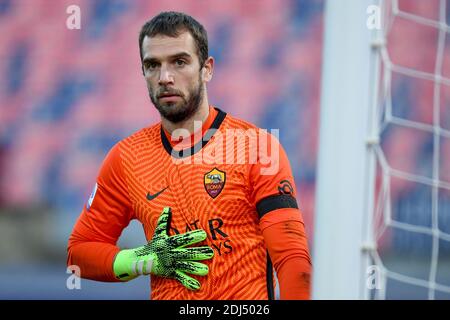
[68,106,311,300]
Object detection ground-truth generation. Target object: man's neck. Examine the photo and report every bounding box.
[161,101,210,137]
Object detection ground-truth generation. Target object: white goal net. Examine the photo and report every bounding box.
[370,0,450,299]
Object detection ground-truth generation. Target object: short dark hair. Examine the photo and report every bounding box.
[138,11,209,67]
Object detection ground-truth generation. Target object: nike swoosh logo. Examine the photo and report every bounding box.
[146,186,168,201]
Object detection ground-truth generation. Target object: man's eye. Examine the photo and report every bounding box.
[145,62,158,70]
[175,59,186,66]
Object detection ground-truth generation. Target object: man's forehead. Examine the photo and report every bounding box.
[142,31,197,60]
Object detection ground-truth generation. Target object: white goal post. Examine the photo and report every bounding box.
[314,0,450,300]
[312,0,381,299]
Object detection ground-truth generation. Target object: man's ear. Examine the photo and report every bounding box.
[202,56,214,82]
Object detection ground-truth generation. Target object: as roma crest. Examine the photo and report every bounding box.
[204,168,226,199]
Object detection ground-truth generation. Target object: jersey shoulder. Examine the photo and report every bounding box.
[121,122,161,146]
[222,111,280,145]
[222,112,260,131]
[104,123,163,169]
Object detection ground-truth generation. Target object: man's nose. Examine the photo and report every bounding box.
[158,66,174,86]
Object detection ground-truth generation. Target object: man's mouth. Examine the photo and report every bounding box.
[160,93,177,97]
[159,91,180,97]
[158,93,181,102]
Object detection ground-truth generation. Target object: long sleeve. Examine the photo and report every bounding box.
[260,209,311,299]
[249,131,312,299]
[67,142,134,281]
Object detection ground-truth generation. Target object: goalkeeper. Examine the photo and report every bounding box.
[67,11,311,299]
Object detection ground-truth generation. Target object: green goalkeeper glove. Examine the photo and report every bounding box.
[113,207,214,290]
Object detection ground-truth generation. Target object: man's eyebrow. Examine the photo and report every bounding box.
[170,52,192,60]
[142,52,192,63]
[142,56,158,64]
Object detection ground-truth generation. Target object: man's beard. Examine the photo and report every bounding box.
[149,78,204,123]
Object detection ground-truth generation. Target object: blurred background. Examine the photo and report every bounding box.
[0,0,448,299]
[0,0,322,299]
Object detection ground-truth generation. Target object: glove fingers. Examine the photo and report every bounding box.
[153,207,171,238]
[169,229,207,248]
[172,247,215,261]
[175,261,209,276]
[174,270,201,291]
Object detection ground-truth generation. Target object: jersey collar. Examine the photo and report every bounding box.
[160,107,227,159]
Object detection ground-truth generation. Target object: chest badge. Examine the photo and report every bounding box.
[204,167,226,199]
